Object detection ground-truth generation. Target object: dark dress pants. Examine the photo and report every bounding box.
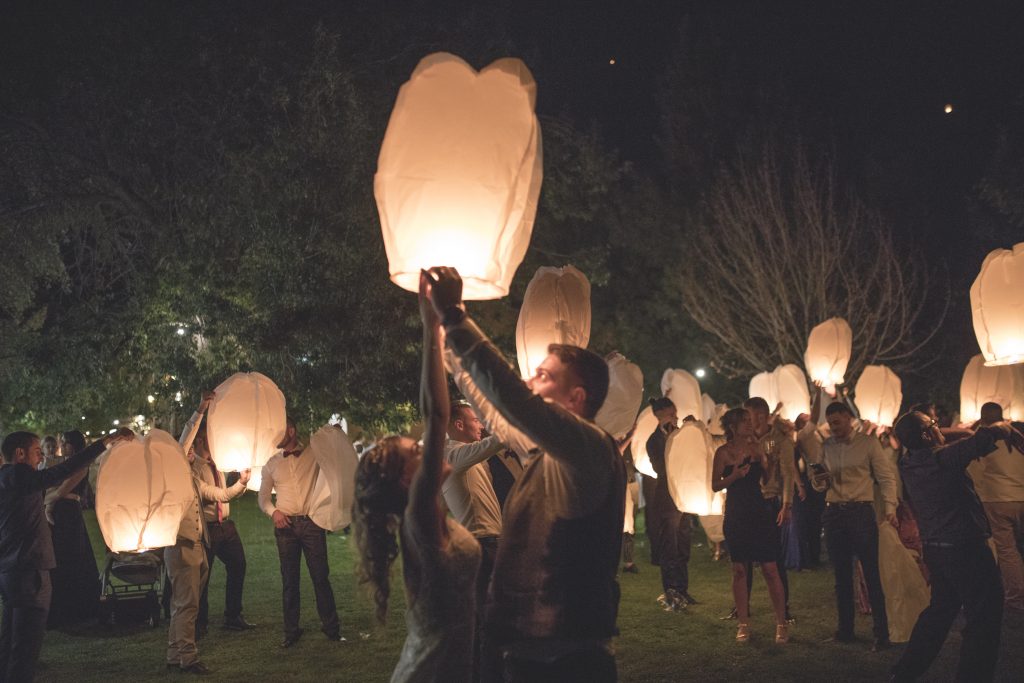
[800,476,826,567]
[0,569,51,683]
[657,511,691,592]
[824,503,889,639]
[892,539,1003,682]
[198,519,247,627]
[642,476,660,565]
[274,517,338,637]
[481,635,616,683]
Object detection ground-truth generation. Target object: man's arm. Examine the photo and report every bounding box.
[778,437,798,506]
[938,427,1000,470]
[258,460,277,517]
[197,474,247,503]
[445,435,505,473]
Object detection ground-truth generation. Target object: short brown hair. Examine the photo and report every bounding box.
[547,344,609,419]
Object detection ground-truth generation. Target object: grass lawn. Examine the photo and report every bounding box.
[35,497,1024,682]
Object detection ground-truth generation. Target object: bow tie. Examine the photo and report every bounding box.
[283,449,304,458]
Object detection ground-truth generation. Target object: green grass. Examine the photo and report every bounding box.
[36,498,1024,682]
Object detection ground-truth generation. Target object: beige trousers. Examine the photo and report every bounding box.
[165,538,209,667]
[983,501,1024,609]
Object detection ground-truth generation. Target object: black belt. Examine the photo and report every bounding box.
[286,515,310,521]
[826,501,872,509]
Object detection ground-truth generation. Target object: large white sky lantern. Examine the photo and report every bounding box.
[630,406,660,478]
[515,265,591,379]
[595,352,644,440]
[971,242,1024,366]
[804,317,853,393]
[374,52,542,299]
[960,353,1024,423]
[660,369,703,420]
[96,430,194,552]
[308,425,359,532]
[749,365,811,421]
[665,421,720,515]
[208,372,287,472]
[854,365,903,428]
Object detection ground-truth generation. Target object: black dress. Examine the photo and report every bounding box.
[48,476,100,626]
[723,461,780,563]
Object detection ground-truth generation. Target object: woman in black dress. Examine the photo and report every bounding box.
[712,408,788,644]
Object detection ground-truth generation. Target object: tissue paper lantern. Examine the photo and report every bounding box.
[804,317,853,392]
[630,406,660,479]
[971,242,1024,366]
[515,266,591,379]
[660,369,703,421]
[749,365,811,421]
[308,425,359,532]
[701,394,717,424]
[595,352,644,439]
[207,372,287,472]
[95,430,194,552]
[959,354,1024,423]
[854,365,903,428]
[374,52,542,299]
[665,422,718,515]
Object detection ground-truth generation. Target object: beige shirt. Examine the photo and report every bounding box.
[822,431,898,516]
[967,441,1024,503]
[758,424,798,504]
[259,450,319,517]
[192,456,242,522]
[441,436,504,538]
[177,412,247,540]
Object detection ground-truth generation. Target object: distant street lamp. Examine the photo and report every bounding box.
[176,327,186,336]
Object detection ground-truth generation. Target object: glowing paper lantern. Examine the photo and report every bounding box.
[804,317,853,393]
[630,406,660,479]
[701,393,716,425]
[95,430,194,552]
[515,266,591,379]
[595,352,644,439]
[959,354,1024,423]
[749,365,811,421]
[374,52,542,299]
[660,369,702,421]
[207,372,287,472]
[308,425,359,532]
[664,421,719,515]
[854,365,903,428]
[971,242,1024,366]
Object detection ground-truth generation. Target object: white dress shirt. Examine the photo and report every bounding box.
[822,431,899,516]
[259,449,319,517]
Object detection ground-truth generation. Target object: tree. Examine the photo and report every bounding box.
[675,140,946,381]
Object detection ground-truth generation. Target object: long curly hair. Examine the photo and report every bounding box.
[352,436,409,624]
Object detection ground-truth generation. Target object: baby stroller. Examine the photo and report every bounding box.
[97,549,166,627]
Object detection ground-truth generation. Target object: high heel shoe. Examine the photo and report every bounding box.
[775,623,789,644]
[736,623,751,642]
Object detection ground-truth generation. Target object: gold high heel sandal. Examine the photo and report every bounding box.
[775,623,789,644]
[736,623,751,642]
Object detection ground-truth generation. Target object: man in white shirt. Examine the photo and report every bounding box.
[442,400,504,678]
[968,402,1024,611]
[259,417,340,648]
[820,402,898,651]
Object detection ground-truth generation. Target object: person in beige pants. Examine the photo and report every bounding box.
[167,391,250,675]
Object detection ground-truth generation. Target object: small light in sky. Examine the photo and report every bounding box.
[81,415,86,421]
[944,103,953,114]
[108,429,116,435]
[695,368,706,378]
[609,58,616,65]
[176,327,186,336]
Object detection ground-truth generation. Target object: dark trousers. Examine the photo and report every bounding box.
[0,569,51,683]
[800,477,826,567]
[621,533,635,566]
[642,476,660,565]
[656,511,691,592]
[824,503,888,639]
[481,636,616,683]
[274,517,338,637]
[892,539,1003,682]
[475,537,499,682]
[198,519,247,627]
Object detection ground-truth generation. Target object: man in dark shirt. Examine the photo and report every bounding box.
[0,428,132,681]
[889,411,1020,683]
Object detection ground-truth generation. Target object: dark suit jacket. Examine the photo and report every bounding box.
[0,439,107,573]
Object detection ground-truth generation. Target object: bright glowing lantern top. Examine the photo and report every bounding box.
[595,352,644,440]
[664,421,720,516]
[95,430,195,552]
[854,365,903,428]
[515,266,591,379]
[970,242,1024,366]
[959,353,1024,423]
[748,364,811,421]
[207,372,287,472]
[630,406,660,479]
[375,52,542,299]
[307,425,359,532]
[804,317,853,392]
[660,369,703,421]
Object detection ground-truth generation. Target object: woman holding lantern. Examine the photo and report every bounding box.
[712,408,789,644]
[353,271,481,683]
